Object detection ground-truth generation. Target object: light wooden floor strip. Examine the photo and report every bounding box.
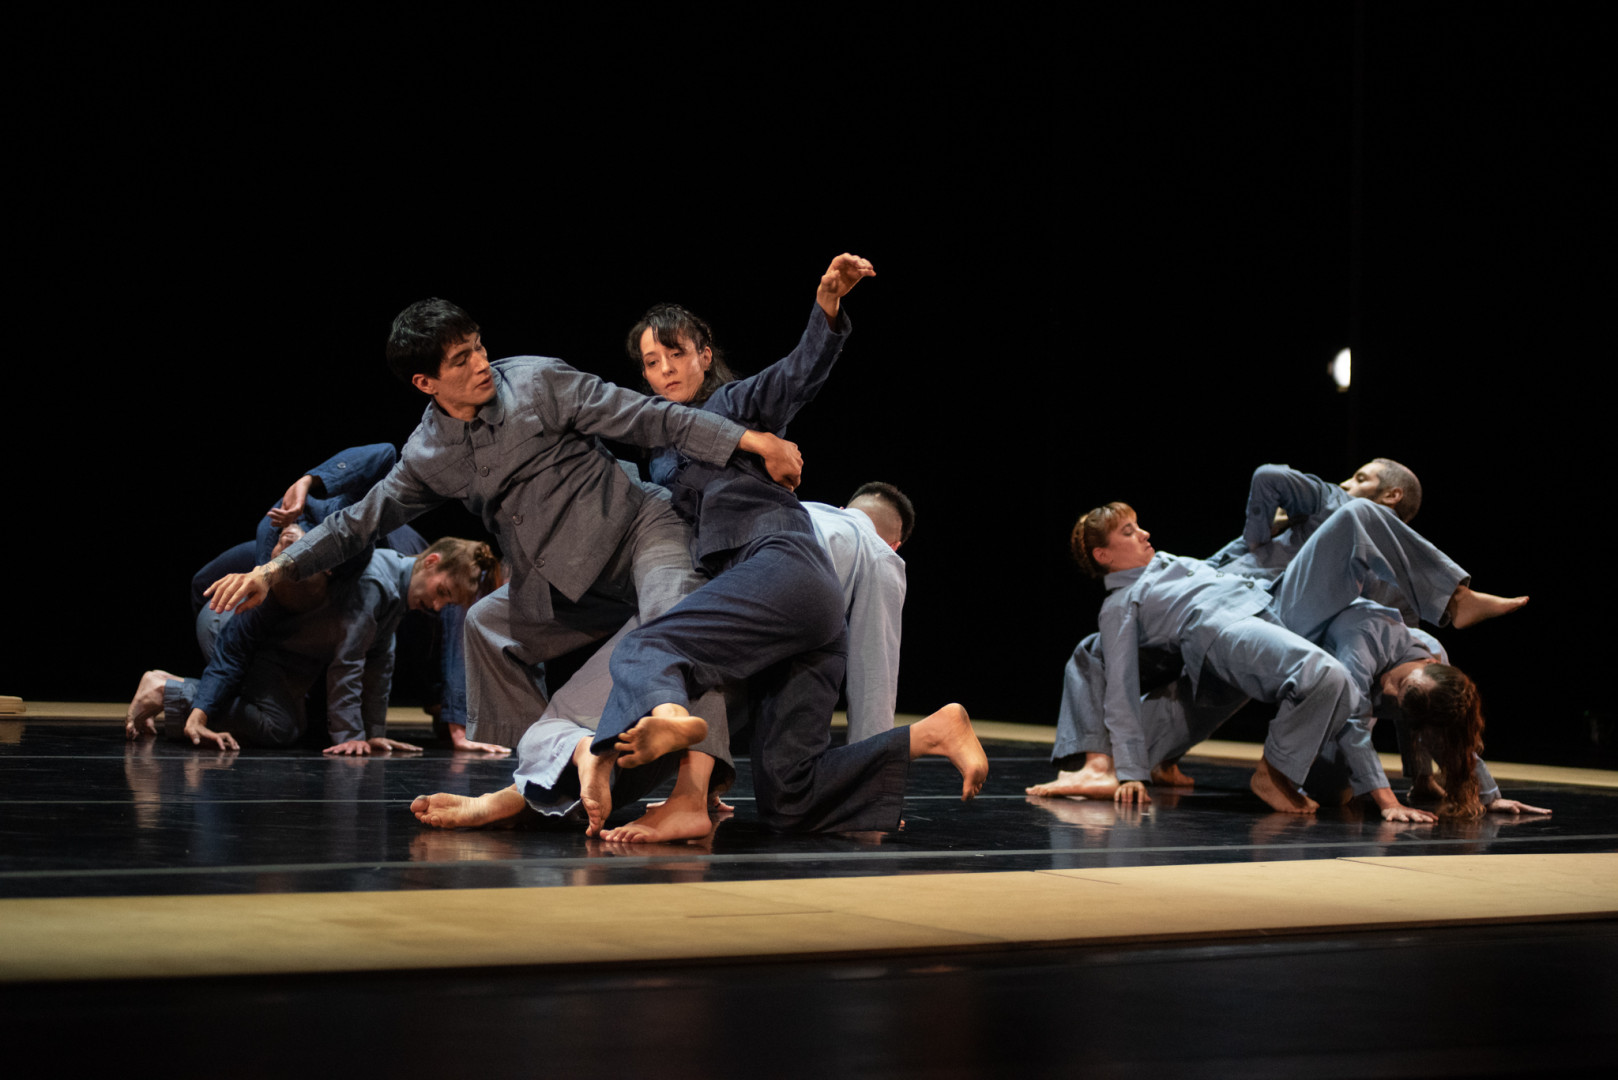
[4,853,1615,983]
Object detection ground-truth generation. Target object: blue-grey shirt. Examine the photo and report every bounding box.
[193,549,414,743]
[1098,552,1273,777]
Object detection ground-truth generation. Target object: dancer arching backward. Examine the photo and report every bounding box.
[1036,458,1426,800]
[411,254,986,842]
[1046,498,1525,813]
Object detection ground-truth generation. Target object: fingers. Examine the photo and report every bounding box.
[458,741,511,754]
[376,739,424,753]
[323,740,371,756]
[1113,781,1150,806]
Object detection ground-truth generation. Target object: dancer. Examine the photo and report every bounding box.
[203,297,808,776]
[129,537,492,752]
[414,481,920,833]
[804,481,914,743]
[1036,458,1436,799]
[413,256,984,840]
[1048,498,1524,812]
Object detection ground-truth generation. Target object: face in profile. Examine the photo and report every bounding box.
[416,333,496,416]
[1093,516,1155,573]
[1340,462,1385,501]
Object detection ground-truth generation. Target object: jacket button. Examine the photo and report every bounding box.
[480,466,490,477]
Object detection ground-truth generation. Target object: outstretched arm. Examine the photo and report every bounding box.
[816,253,876,325]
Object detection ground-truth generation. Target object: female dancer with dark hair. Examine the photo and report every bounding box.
[412,255,986,842]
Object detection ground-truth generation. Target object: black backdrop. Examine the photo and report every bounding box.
[8,6,1609,764]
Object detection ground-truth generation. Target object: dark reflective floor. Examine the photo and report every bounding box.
[0,721,1604,900]
[6,719,1615,1078]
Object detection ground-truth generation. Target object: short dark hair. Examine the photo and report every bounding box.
[1372,457,1422,523]
[626,303,736,406]
[849,481,916,545]
[386,298,480,387]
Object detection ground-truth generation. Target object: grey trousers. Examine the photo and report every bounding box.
[464,496,730,763]
[1052,499,1470,782]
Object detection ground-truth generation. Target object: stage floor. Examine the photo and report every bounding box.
[3,713,1615,1076]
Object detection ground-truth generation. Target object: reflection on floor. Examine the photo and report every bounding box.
[2,717,1614,1076]
[0,720,1606,899]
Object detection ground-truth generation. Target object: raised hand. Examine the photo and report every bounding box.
[816,252,876,322]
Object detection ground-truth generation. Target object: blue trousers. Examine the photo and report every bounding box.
[598,531,909,832]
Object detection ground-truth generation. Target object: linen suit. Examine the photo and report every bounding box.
[165,549,414,747]
[593,305,910,833]
[275,357,745,760]
[1096,499,1468,785]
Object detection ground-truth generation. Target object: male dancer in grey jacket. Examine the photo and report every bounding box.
[205,298,804,774]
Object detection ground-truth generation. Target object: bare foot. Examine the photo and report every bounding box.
[1249,757,1319,814]
[1448,586,1529,629]
[599,795,714,843]
[1026,753,1118,799]
[410,784,528,829]
[125,670,180,739]
[1150,761,1196,787]
[909,702,989,799]
[1026,769,1119,800]
[572,736,616,836]
[614,704,708,768]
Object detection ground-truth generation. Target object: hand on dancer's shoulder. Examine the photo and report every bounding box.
[816,252,876,322]
[205,561,281,613]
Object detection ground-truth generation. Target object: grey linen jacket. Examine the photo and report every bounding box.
[281,356,746,613]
